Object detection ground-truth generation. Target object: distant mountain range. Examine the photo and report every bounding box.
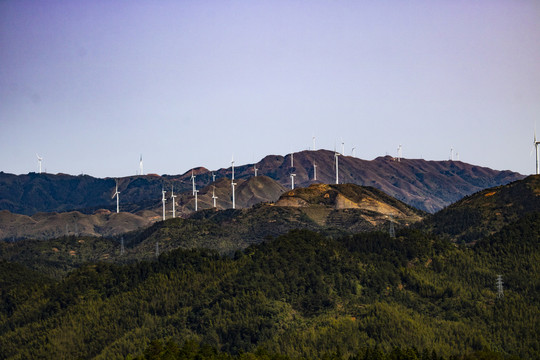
[0,150,523,218]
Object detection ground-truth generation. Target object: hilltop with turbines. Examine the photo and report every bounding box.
[1,145,539,359]
[0,148,525,241]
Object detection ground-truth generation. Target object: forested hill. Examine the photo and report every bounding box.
[0,183,425,272]
[0,150,523,215]
[1,213,538,359]
[424,175,540,243]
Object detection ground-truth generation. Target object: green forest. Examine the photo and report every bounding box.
[1,210,538,359]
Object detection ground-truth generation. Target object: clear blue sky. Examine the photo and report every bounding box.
[1,0,539,177]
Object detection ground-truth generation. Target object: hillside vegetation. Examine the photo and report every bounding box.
[424,175,540,243]
[1,213,538,359]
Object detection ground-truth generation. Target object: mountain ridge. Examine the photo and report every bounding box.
[0,150,523,216]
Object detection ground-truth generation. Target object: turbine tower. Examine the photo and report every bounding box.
[161,188,167,220]
[231,156,236,209]
[341,141,345,155]
[36,154,43,174]
[212,171,216,182]
[231,156,235,180]
[290,173,296,189]
[290,152,294,168]
[212,185,218,208]
[397,144,402,162]
[534,126,540,175]
[171,186,177,218]
[191,170,196,195]
[254,164,258,177]
[450,147,454,161]
[313,162,317,181]
[194,189,199,211]
[139,154,143,175]
[231,181,236,209]
[352,147,356,157]
[312,136,316,151]
[335,151,340,184]
[112,179,120,213]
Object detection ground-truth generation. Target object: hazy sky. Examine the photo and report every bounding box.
[1,0,539,178]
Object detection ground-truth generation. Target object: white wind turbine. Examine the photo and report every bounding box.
[190,170,196,195]
[194,189,199,211]
[254,164,258,177]
[231,156,236,209]
[334,151,340,184]
[290,152,294,168]
[36,154,43,174]
[161,188,167,220]
[312,136,316,151]
[341,141,345,156]
[212,185,218,208]
[212,171,216,182]
[139,154,143,175]
[533,125,540,175]
[313,161,317,181]
[112,179,120,213]
[231,155,235,180]
[397,144,403,162]
[450,147,454,161]
[352,147,356,157]
[290,173,296,189]
[171,186,177,218]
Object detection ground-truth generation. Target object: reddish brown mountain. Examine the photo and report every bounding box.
[0,150,523,215]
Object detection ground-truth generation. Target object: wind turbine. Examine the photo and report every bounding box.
[533,125,540,174]
[341,141,345,156]
[290,173,296,189]
[139,154,143,175]
[212,185,218,208]
[290,152,294,168]
[312,136,316,151]
[397,144,402,162]
[352,147,356,157]
[450,147,454,161]
[171,186,177,218]
[254,164,258,177]
[231,181,236,209]
[334,151,340,184]
[112,179,120,213]
[212,171,216,182]
[231,156,235,180]
[231,156,236,209]
[36,154,42,174]
[161,188,167,221]
[313,162,317,181]
[194,189,199,211]
[191,170,196,195]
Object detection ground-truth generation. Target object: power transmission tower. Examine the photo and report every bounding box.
[496,275,504,299]
[120,237,125,256]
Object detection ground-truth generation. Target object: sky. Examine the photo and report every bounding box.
[1,0,539,178]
